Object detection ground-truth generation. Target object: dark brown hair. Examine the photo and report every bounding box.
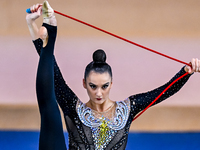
[84,49,112,81]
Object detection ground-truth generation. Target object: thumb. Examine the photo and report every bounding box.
[187,65,193,74]
[37,5,43,16]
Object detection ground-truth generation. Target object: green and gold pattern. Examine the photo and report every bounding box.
[92,118,116,150]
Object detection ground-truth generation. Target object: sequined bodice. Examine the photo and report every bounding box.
[76,99,130,129]
[76,99,130,149]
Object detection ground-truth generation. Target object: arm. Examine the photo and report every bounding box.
[129,66,192,119]
[129,58,200,119]
[26,4,42,40]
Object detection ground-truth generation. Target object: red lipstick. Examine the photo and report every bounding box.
[96,98,102,100]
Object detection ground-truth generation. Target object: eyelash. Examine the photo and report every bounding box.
[89,84,109,89]
[90,85,96,89]
[102,85,109,89]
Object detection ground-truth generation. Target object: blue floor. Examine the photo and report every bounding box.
[0,131,200,150]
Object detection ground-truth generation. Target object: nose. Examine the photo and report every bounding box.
[96,88,102,97]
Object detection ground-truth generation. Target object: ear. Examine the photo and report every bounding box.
[83,79,87,89]
[110,81,113,88]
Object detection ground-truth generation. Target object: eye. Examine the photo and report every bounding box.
[102,84,109,89]
[89,84,96,89]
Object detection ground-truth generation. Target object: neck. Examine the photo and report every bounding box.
[87,99,114,112]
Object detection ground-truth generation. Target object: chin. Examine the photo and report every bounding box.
[93,99,105,105]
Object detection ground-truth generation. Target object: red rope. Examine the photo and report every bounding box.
[53,10,191,121]
[54,10,191,66]
[132,72,189,121]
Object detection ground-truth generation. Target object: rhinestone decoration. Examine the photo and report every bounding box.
[76,99,130,130]
[76,99,130,149]
[91,118,117,150]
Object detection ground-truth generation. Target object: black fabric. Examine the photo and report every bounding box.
[128,67,192,121]
[33,25,192,150]
[35,23,67,150]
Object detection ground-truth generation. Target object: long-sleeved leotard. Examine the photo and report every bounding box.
[33,25,192,150]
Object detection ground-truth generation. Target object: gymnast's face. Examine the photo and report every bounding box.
[83,71,112,105]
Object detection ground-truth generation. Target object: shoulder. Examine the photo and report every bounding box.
[118,98,130,111]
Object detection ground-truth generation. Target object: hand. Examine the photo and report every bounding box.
[26,4,42,24]
[184,58,200,74]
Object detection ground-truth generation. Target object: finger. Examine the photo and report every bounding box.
[33,5,38,12]
[31,5,37,13]
[35,3,42,11]
[30,4,42,13]
[189,66,193,74]
[198,59,200,72]
[186,65,191,74]
[37,6,43,16]
[191,58,195,72]
[35,4,40,12]
[30,5,34,13]
[35,3,40,8]
[196,58,199,72]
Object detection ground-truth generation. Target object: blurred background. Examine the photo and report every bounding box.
[0,0,200,149]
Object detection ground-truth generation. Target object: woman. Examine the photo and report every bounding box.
[26,1,200,150]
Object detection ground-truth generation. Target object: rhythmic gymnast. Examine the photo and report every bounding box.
[26,1,200,150]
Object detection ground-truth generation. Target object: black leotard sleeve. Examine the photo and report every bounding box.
[33,39,78,116]
[128,67,192,121]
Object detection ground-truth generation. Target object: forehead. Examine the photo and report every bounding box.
[86,71,111,84]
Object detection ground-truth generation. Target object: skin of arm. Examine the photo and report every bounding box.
[26,3,48,47]
[27,19,40,40]
[26,4,42,40]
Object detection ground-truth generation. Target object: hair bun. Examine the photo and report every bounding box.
[93,49,106,63]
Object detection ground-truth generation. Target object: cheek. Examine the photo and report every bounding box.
[87,88,95,96]
[104,87,111,95]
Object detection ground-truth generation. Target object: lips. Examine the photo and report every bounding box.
[96,98,102,100]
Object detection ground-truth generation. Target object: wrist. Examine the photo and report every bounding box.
[26,14,38,26]
[184,66,188,73]
[184,65,194,74]
[26,17,34,25]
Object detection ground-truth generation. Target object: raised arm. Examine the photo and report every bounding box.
[128,58,200,121]
[26,4,42,40]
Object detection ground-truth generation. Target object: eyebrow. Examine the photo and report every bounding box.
[89,82,110,86]
[103,82,110,85]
